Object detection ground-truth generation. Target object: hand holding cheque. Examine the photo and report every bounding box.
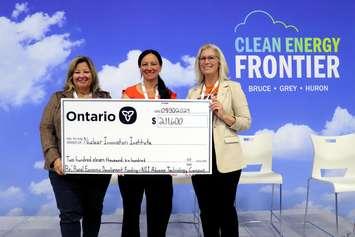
[61,99,212,175]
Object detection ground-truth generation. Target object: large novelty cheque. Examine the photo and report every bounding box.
[61,99,212,174]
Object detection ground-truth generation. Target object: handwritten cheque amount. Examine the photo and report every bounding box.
[61,99,212,174]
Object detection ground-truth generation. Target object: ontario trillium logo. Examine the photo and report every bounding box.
[119,106,137,124]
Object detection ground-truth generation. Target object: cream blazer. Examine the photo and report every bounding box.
[187,79,251,173]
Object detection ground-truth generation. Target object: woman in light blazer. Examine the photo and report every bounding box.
[187,43,251,237]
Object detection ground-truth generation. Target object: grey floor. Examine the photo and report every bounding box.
[0,209,354,237]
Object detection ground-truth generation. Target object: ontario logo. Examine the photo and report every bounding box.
[119,106,137,124]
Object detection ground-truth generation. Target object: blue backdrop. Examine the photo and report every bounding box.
[0,0,354,219]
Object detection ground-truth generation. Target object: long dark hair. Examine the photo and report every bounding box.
[138,49,171,99]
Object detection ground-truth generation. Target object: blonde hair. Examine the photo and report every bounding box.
[194,43,229,84]
[64,56,101,93]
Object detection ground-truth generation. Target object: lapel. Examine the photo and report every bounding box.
[212,79,228,124]
[216,79,229,105]
[189,84,203,99]
[62,90,73,98]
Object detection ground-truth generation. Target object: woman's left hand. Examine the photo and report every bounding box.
[210,96,224,120]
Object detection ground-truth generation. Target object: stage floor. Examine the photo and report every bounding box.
[0,209,354,237]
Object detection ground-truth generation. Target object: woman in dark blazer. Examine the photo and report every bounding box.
[40,56,111,237]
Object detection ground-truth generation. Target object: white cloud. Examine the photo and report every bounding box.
[36,201,58,216]
[0,7,83,109]
[99,50,195,99]
[259,185,272,193]
[33,160,44,169]
[258,185,306,197]
[255,123,315,160]
[234,9,299,33]
[321,106,355,136]
[0,186,25,201]
[253,107,355,160]
[293,200,333,214]
[161,55,195,87]
[255,129,274,135]
[29,178,53,199]
[293,200,324,210]
[322,192,355,203]
[347,209,355,220]
[273,123,315,159]
[11,2,28,18]
[6,207,24,216]
[16,12,65,40]
[282,186,307,196]
[292,186,307,195]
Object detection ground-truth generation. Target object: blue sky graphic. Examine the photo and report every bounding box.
[0,0,355,219]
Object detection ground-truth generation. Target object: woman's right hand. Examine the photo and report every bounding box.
[53,158,64,175]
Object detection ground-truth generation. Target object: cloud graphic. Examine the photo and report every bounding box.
[0,5,83,109]
[0,186,25,212]
[99,50,195,99]
[0,186,25,201]
[254,107,355,160]
[6,207,24,216]
[29,178,54,200]
[255,123,315,160]
[234,9,299,33]
[258,185,306,196]
[293,200,326,210]
[347,209,355,220]
[322,192,355,203]
[34,160,44,169]
[284,186,307,196]
[12,2,29,18]
[36,201,58,216]
[321,106,355,136]
[258,185,272,193]
[292,186,307,195]
[273,123,315,159]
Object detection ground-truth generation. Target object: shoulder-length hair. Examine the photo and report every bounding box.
[64,56,101,93]
[194,43,229,84]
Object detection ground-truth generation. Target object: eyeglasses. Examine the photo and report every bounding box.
[199,55,219,63]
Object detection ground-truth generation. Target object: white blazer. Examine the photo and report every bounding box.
[187,79,251,173]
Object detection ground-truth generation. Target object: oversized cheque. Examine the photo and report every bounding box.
[61,99,212,174]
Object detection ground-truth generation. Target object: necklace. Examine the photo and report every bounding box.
[141,82,159,99]
[200,80,219,99]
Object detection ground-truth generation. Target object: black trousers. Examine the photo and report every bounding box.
[192,144,242,237]
[118,175,173,237]
[49,171,111,237]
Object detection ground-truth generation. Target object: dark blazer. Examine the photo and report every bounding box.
[40,90,111,170]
